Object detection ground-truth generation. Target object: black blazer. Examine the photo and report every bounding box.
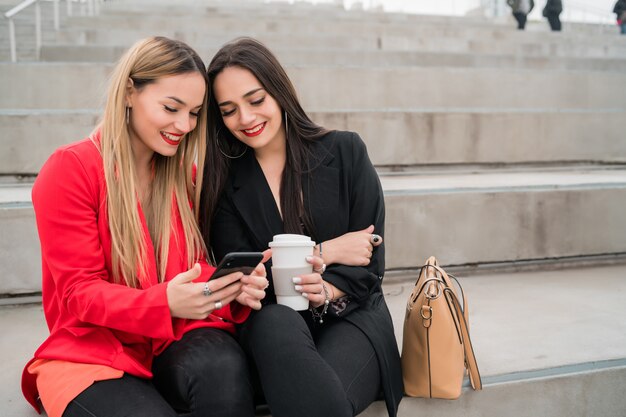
[211,130,403,417]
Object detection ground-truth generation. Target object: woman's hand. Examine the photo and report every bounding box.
[317,225,382,266]
[293,255,344,308]
[166,263,243,320]
[236,250,271,310]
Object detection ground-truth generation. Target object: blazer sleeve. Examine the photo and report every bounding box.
[322,132,385,307]
[33,148,174,339]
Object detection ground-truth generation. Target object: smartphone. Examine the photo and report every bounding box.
[210,252,264,279]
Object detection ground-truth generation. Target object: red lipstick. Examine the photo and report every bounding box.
[242,122,266,137]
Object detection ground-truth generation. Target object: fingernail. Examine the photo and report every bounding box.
[294,285,303,291]
[301,293,309,298]
[305,256,313,262]
[292,277,301,284]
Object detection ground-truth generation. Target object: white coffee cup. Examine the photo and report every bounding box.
[269,234,315,310]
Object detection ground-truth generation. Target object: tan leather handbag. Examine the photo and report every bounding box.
[401,256,482,399]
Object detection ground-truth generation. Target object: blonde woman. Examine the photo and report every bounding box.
[22,37,268,417]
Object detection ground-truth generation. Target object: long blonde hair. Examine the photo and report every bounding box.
[100,36,207,288]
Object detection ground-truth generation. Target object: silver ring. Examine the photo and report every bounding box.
[203,282,212,297]
[214,300,223,310]
[314,263,326,274]
[371,234,381,244]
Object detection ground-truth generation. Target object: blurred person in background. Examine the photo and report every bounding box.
[507,0,535,30]
[614,0,626,34]
[543,0,563,31]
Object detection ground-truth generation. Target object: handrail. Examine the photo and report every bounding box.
[4,0,100,63]
[5,0,38,19]
[4,0,45,62]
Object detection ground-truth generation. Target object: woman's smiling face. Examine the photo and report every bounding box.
[127,71,205,164]
[213,66,285,154]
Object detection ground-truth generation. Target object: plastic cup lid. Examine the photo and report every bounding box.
[269,234,315,247]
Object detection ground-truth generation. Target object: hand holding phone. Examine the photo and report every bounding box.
[211,252,264,280]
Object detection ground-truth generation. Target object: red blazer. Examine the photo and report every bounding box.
[22,134,249,411]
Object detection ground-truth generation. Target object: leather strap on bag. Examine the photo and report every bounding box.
[445,287,482,390]
[422,261,482,390]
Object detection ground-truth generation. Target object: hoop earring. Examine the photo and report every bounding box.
[125,106,130,125]
[215,129,247,159]
[284,110,289,137]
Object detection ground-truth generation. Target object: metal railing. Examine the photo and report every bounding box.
[4,0,101,62]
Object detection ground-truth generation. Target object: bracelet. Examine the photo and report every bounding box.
[318,241,323,258]
[310,282,330,324]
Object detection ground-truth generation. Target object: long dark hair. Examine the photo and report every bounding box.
[200,37,328,252]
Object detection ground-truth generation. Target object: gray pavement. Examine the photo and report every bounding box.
[3,263,626,416]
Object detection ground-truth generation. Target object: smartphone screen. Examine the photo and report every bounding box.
[211,252,264,279]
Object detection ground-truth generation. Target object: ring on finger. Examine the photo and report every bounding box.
[214,300,223,310]
[263,280,270,290]
[314,263,326,274]
[371,234,381,244]
[203,282,212,297]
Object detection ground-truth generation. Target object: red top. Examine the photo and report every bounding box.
[22,133,249,412]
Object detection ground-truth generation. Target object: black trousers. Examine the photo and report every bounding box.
[546,13,562,31]
[63,328,254,417]
[239,304,381,417]
[513,12,527,29]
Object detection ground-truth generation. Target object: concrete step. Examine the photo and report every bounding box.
[381,167,626,269]
[40,26,626,59]
[2,63,625,110]
[3,264,626,416]
[45,1,626,46]
[39,44,626,72]
[2,108,625,176]
[315,109,626,166]
[0,109,99,175]
[49,14,626,45]
[96,1,619,37]
[49,0,621,41]
[3,167,626,295]
[0,182,38,295]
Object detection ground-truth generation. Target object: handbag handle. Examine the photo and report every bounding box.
[420,262,470,325]
[445,287,483,391]
[420,258,481,390]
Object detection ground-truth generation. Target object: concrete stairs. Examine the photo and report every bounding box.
[1,0,626,416]
[3,264,626,416]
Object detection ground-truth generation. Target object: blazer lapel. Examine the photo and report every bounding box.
[304,140,341,242]
[229,139,342,246]
[231,151,284,249]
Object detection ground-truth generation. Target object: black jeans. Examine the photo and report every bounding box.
[64,328,254,417]
[239,304,381,417]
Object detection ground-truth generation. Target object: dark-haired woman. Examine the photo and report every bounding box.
[200,38,403,417]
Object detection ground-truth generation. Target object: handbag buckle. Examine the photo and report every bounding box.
[425,280,442,300]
